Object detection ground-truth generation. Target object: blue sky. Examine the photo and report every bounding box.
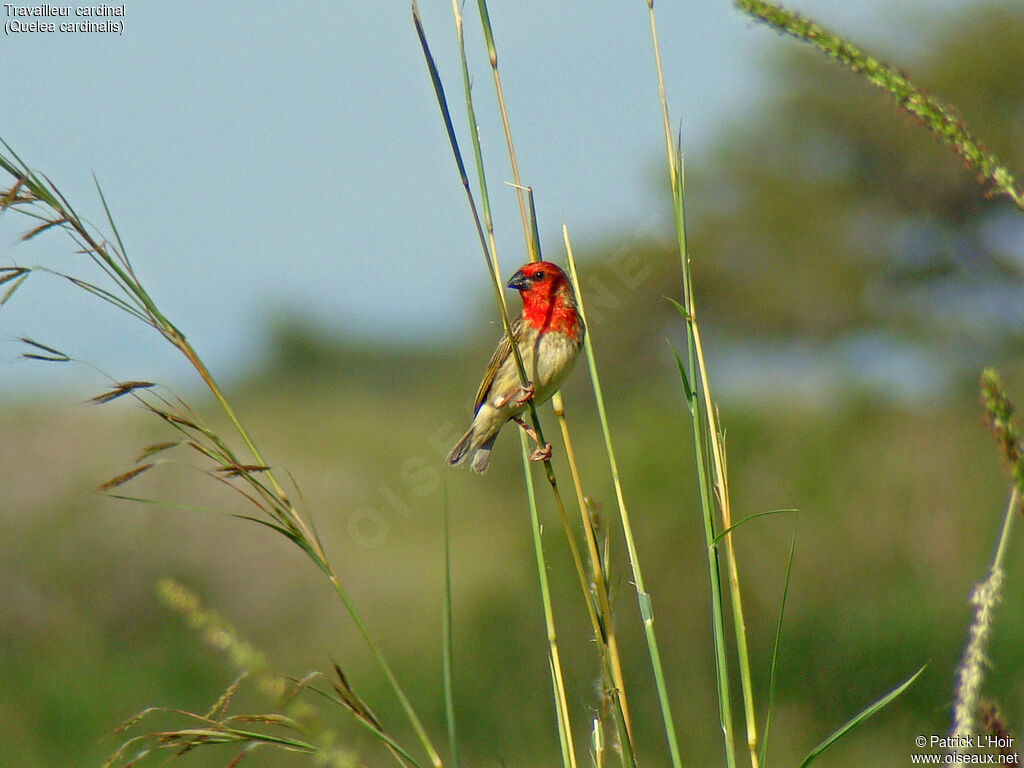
[0,0,966,394]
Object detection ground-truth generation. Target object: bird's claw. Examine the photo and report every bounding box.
[515,382,536,407]
[529,443,552,462]
[512,416,552,462]
[497,381,536,409]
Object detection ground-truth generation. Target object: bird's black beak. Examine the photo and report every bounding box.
[506,268,531,291]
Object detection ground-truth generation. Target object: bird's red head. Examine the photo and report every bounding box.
[506,261,582,338]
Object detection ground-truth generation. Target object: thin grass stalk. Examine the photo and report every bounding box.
[647,1,762,762]
[679,209,737,768]
[473,0,536,262]
[760,526,798,768]
[644,2,677,188]
[563,229,684,768]
[414,7,577,764]
[693,321,760,768]
[531,195,634,756]
[551,391,637,764]
[591,718,606,768]
[467,3,638,754]
[450,4,637,757]
[444,0,596,661]
[644,5,738,764]
[521,430,579,768]
[952,370,1024,744]
[414,0,549,464]
[325,575,440,768]
[450,0,505,313]
[648,10,736,767]
[452,0,564,498]
[442,499,461,768]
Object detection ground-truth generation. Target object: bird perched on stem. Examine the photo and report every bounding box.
[446,261,585,474]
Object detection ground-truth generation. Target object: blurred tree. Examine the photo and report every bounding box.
[684,1,1024,351]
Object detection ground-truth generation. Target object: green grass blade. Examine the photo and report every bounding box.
[450,0,496,262]
[666,339,694,410]
[798,665,927,768]
[760,522,798,768]
[442,494,461,768]
[521,431,578,768]
[93,174,133,273]
[526,186,543,262]
[710,509,798,546]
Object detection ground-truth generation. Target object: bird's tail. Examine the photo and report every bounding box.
[469,433,497,474]
[446,426,498,474]
[446,427,476,467]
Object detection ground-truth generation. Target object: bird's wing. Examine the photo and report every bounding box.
[473,316,521,413]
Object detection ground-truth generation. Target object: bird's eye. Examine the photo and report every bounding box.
[532,270,546,280]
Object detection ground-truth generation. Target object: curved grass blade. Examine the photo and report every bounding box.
[799,665,927,768]
[760,523,798,768]
[710,509,798,546]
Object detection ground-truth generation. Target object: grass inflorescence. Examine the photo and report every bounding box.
[734,0,1024,210]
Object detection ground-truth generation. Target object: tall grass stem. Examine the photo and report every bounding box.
[563,228,683,768]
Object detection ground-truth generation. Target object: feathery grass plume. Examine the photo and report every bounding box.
[951,569,1005,748]
[103,579,368,768]
[952,370,1024,747]
[0,142,442,768]
[158,579,273,679]
[734,0,1024,210]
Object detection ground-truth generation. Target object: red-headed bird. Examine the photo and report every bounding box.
[447,261,585,474]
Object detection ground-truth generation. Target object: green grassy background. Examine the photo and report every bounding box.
[3,313,1023,767]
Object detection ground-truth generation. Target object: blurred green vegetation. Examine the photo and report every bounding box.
[3,2,1024,767]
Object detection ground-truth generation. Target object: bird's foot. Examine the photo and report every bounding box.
[514,381,536,407]
[512,416,552,463]
[497,381,535,409]
[529,442,553,462]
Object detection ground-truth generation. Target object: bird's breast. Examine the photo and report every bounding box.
[522,328,582,404]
